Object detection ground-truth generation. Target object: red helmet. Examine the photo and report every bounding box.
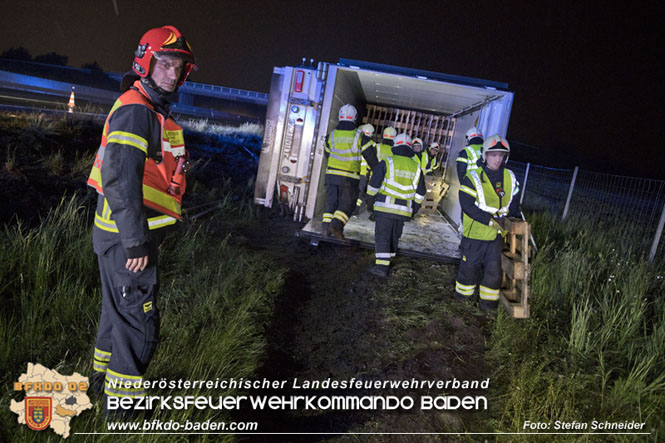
[132,25,197,86]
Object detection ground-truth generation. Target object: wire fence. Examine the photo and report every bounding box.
[510,161,665,262]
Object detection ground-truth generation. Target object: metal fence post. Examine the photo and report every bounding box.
[562,166,579,221]
[520,162,530,205]
[648,202,665,263]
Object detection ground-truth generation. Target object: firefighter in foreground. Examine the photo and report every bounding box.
[323,105,375,240]
[87,25,196,414]
[455,135,521,311]
[366,133,426,277]
[456,127,483,180]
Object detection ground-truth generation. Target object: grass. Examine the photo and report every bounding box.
[0,111,281,441]
[3,110,665,440]
[487,211,665,441]
[1,193,284,442]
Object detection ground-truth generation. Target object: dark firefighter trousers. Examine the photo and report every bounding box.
[323,176,359,231]
[93,242,159,404]
[355,173,373,213]
[455,235,503,310]
[374,214,404,271]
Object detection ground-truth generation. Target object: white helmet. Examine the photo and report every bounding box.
[393,133,412,148]
[338,104,357,122]
[412,137,423,150]
[465,127,483,145]
[481,134,510,163]
[382,126,397,140]
[360,123,375,137]
[428,142,440,153]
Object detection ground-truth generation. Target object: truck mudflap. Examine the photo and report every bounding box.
[297,211,461,263]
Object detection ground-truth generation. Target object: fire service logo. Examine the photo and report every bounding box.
[25,397,52,431]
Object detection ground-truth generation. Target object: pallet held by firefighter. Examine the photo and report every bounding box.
[500,218,531,318]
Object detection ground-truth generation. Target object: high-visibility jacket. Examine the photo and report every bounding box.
[88,80,187,222]
[456,144,482,178]
[360,138,377,176]
[426,152,439,174]
[377,142,394,162]
[413,151,429,172]
[459,167,519,241]
[324,128,362,180]
[367,151,426,219]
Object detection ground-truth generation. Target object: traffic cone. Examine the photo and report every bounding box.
[67,88,75,113]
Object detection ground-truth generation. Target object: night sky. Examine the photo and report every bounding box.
[2,1,664,178]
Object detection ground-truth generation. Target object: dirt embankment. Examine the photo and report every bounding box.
[235,213,493,441]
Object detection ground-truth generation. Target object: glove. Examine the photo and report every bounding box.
[492,215,508,231]
[412,203,421,218]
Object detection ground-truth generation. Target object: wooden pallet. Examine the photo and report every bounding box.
[500,218,531,318]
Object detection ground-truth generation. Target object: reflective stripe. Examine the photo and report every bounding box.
[374,200,412,217]
[94,347,111,360]
[143,185,182,217]
[376,253,392,259]
[333,210,349,224]
[468,170,515,215]
[107,130,148,155]
[93,347,110,373]
[384,157,421,193]
[104,368,146,398]
[322,212,333,223]
[106,368,142,381]
[95,211,177,233]
[366,185,379,196]
[509,169,519,195]
[328,151,360,159]
[326,169,360,180]
[327,130,361,170]
[456,281,476,295]
[479,285,500,301]
[376,259,391,266]
[460,185,477,197]
[361,140,375,152]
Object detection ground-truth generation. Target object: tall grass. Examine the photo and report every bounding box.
[1,194,284,442]
[488,212,665,441]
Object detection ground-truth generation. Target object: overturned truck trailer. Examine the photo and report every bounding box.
[254,58,514,262]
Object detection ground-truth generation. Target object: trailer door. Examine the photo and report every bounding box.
[254,64,329,221]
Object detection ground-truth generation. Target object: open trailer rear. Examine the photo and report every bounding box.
[254,58,514,262]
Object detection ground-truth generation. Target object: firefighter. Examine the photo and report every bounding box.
[412,137,429,172]
[355,123,378,215]
[456,127,484,180]
[425,142,440,175]
[87,25,197,415]
[377,126,397,162]
[366,133,426,277]
[322,104,368,240]
[455,135,521,311]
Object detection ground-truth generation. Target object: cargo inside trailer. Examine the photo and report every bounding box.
[299,62,513,261]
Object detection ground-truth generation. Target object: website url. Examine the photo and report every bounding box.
[107,419,258,432]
